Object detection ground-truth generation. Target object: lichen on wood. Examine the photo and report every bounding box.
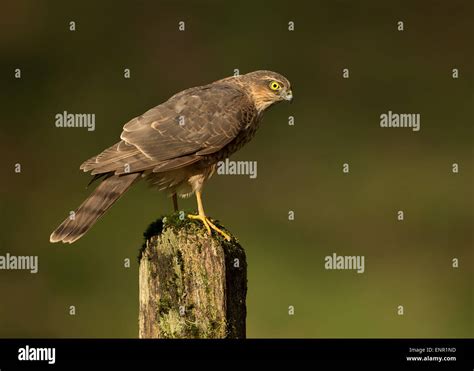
[138,212,247,338]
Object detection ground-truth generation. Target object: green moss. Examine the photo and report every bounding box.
[188,323,201,338]
[144,218,165,240]
[158,297,172,315]
[139,211,245,338]
[176,249,185,273]
[138,211,191,262]
[202,272,211,295]
[138,211,235,263]
[163,211,193,230]
[209,319,219,331]
[137,218,163,262]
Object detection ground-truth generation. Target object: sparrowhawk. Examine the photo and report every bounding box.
[50,70,293,243]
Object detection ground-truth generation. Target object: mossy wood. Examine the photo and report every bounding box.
[138,213,247,338]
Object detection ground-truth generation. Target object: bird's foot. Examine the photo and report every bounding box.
[187,214,231,241]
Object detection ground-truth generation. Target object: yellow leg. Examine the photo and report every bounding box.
[172,193,179,212]
[188,190,231,241]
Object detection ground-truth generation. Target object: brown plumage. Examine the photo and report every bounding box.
[50,70,293,243]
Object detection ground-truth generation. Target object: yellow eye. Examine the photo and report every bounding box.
[269,81,281,91]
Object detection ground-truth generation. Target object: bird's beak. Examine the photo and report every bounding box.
[282,89,293,102]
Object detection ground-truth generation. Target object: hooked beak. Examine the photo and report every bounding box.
[282,89,293,102]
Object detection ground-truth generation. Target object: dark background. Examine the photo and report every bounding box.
[1,0,472,338]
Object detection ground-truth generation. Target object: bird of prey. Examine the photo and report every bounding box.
[50,70,293,243]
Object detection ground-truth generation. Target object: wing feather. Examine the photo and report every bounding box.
[81,83,255,175]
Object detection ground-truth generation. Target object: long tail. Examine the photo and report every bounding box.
[50,173,140,244]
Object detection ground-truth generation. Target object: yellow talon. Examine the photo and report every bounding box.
[206,218,231,241]
[188,190,231,241]
[187,214,231,241]
[188,214,211,234]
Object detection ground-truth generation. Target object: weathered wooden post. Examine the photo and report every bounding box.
[138,213,247,338]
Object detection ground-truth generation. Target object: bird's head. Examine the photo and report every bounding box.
[232,70,293,112]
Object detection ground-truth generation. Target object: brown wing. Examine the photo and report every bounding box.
[81,83,256,175]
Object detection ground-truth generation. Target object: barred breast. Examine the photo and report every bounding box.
[146,110,263,197]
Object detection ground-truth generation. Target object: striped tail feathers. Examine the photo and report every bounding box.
[50,173,140,244]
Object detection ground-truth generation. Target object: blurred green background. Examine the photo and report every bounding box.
[1,0,472,338]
